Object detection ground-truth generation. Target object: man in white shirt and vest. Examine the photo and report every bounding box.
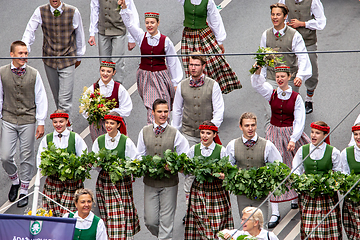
[0,41,48,208]
[22,0,85,121]
[137,98,189,240]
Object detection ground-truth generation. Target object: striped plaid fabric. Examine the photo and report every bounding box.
[185,179,234,239]
[342,199,360,240]
[136,68,175,124]
[42,175,83,217]
[181,27,242,94]
[89,120,107,142]
[266,124,310,202]
[96,171,140,240]
[299,193,342,240]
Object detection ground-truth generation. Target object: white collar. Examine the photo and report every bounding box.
[153,121,168,129]
[73,211,94,223]
[54,129,70,137]
[11,62,26,69]
[242,133,258,143]
[200,141,215,150]
[355,144,360,152]
[105,130,120,141]
[50,2,63,13]
[276,86,293,95]
[310,142,327,151]
[99,79,114,88]
[273,25,287,35]
[146,30,161,40]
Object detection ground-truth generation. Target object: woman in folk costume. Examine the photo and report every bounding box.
[341,123,360,240]
[251,65,310,228]
[37,110,88,217]
[293,121,342,239]
[185,121,233,239]
[63,188,108,240]
[92,112,140,240]
[175,0,242,94]
[118,0,183,124]
[82,61,132,142]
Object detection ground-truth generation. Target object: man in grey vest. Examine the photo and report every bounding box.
[0,41,48,208]
[137,99,189,240]
[259,3,312,93]
[22,0,85,120]
[88,0,139,83]
[279,0,326,114]
[172,52,224,221]
[226,112,282,228]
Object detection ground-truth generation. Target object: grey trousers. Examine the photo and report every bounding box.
[44,64,75,115]
[183,133,201,196]
[304,44,318,91]
[98,33,126,83]
[144,184,178,240]
[0,121,36,181]
[237,195,269,227]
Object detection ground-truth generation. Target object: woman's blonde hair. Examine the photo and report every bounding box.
[242,206,264,229]
[73,188,94,204]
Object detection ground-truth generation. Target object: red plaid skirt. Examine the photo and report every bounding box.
[185,179,234,240]
[343,199,360,240]
[299,193,342,240]
[96,171,140,240]
[42,175,83,217]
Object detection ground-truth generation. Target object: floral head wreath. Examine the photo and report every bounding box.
[352,125,360,132]
[104,114,127,136]
[50,113,69,119]
[310,122,330,144]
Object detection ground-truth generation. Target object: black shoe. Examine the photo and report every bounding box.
[17,194,28,208]
[291,203,299,209]
[305,102,313,114]
[183,215,186,225]
[8,183,20,202]
[268,215,281,228]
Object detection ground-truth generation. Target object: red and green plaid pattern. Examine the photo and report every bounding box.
[343,199,360,240]
[96,171,140,240]
[299,193,342,240]
[42,175,83,217]
[181,27,242,94]
[185,179,234,239]
[89,120,107,142]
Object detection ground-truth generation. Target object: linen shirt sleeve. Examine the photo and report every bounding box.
[22,7,42,52]
[306,0,326,30]
[259,31,268,78]
[164,37,183,86]
[331,147,342,172]
[92,138,100,153]
[292,146,305,175]
[211,82,224,127]
[136,129,147,156]
[225,140,236,166]
[206,0,226,44]
[171,83,184,130]
[34,71,48,125]
[251,73,273,102]
[174,130,190,155]
[36,137,48,168]
[126,0,139,43]
[340,149,350,175]
[292,32,312,81]
[291,94,306,143]
[96,218,108,240]
[125,137,140,160]
[265,140,283,163]
[120,8,145,46]
[73,9,86,59]
[89,0,100,36]
[75,133,88,156]
[187,145,195,159]
[109,84,133,117]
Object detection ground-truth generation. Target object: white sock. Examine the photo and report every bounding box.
[270,202,280,222]
[19,181,30,195]
[291,199,298,204]
[9,172,19,185]
[305,96,313,102]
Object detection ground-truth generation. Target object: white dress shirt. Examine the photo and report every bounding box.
[251,73,306,143]
[279,0,326,31]
[218,229,279,240]
[37,129,88,168]
[63,211,108,240]
[341,145,360,175]
[187,141,227,159]
[226,133,283,166]
[293,143,342,175]
[22,2,86,60]
[137,122,190,156]
[0,62,48,125]
[259,26,312,81]
[171,74,224,130]
[120,8,183,86]
[89,0,138,43]
[82,79,132,119]
[176,0,226,44]
[349,113,360,147]
[92,130,139,160]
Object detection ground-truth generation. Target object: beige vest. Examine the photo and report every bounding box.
[0,64,37,125]
[234,137,267,170]
[98,0,126,36]
[142,124,178,188]
[266,26,298,80]
[286,0,317,46]
[181,77,214,137]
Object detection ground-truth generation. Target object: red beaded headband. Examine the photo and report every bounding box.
[310,122,330,133]
[100,61,116,68]
[145,12,159,19]
[50,113,69,119]
[352,125,360,132]
[104,115,123,122]
[199,125,218,132]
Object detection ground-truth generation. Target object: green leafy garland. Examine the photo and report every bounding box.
[218,231,257,240]
[338,173,360,202]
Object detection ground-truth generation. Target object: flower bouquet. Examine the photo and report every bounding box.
[79,87,116,129]
[249,47,285,74]
[27,208,53,217]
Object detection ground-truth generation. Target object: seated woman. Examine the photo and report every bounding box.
[63,188,107,240]
[218,206,279,240]
[37,109,88,217]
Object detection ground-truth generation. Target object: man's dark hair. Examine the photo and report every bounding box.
[10,41,27,53]
[152,98,168,111]
[270,3,289,16]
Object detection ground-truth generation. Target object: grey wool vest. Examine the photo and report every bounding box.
[98,0,126,36]
[286,0,317,46]
[0,64,37,125]
[181,77,214,137]
[266,26,298,80]
[40,3,77,69]
[142,124,178,188]
[234,137,267,170]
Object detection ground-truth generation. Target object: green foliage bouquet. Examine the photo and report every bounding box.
[217,231,257,240]
[338,173,360,202]
[249,47,284,74]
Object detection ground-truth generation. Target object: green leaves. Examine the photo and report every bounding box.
[339,173,360,202]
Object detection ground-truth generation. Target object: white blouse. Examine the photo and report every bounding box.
[341,145,360,175]
[187,141,227,159]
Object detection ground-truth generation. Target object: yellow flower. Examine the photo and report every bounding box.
[28,210,32,215]
[49,210,53,217]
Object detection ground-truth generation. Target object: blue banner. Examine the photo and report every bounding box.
[0,213,76,240]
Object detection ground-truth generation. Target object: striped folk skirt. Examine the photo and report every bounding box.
[136,68,175,124]
[96,171,140,240]
[185,179,234,240]
[181,27,242,94]
[299,193,342,240]
[42,175,83,217]
[266,124,310,202]
[342,199,360,240]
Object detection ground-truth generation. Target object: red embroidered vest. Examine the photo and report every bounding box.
[94,81,120,108]
[269,90,298,127]
[139,34,167,72]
